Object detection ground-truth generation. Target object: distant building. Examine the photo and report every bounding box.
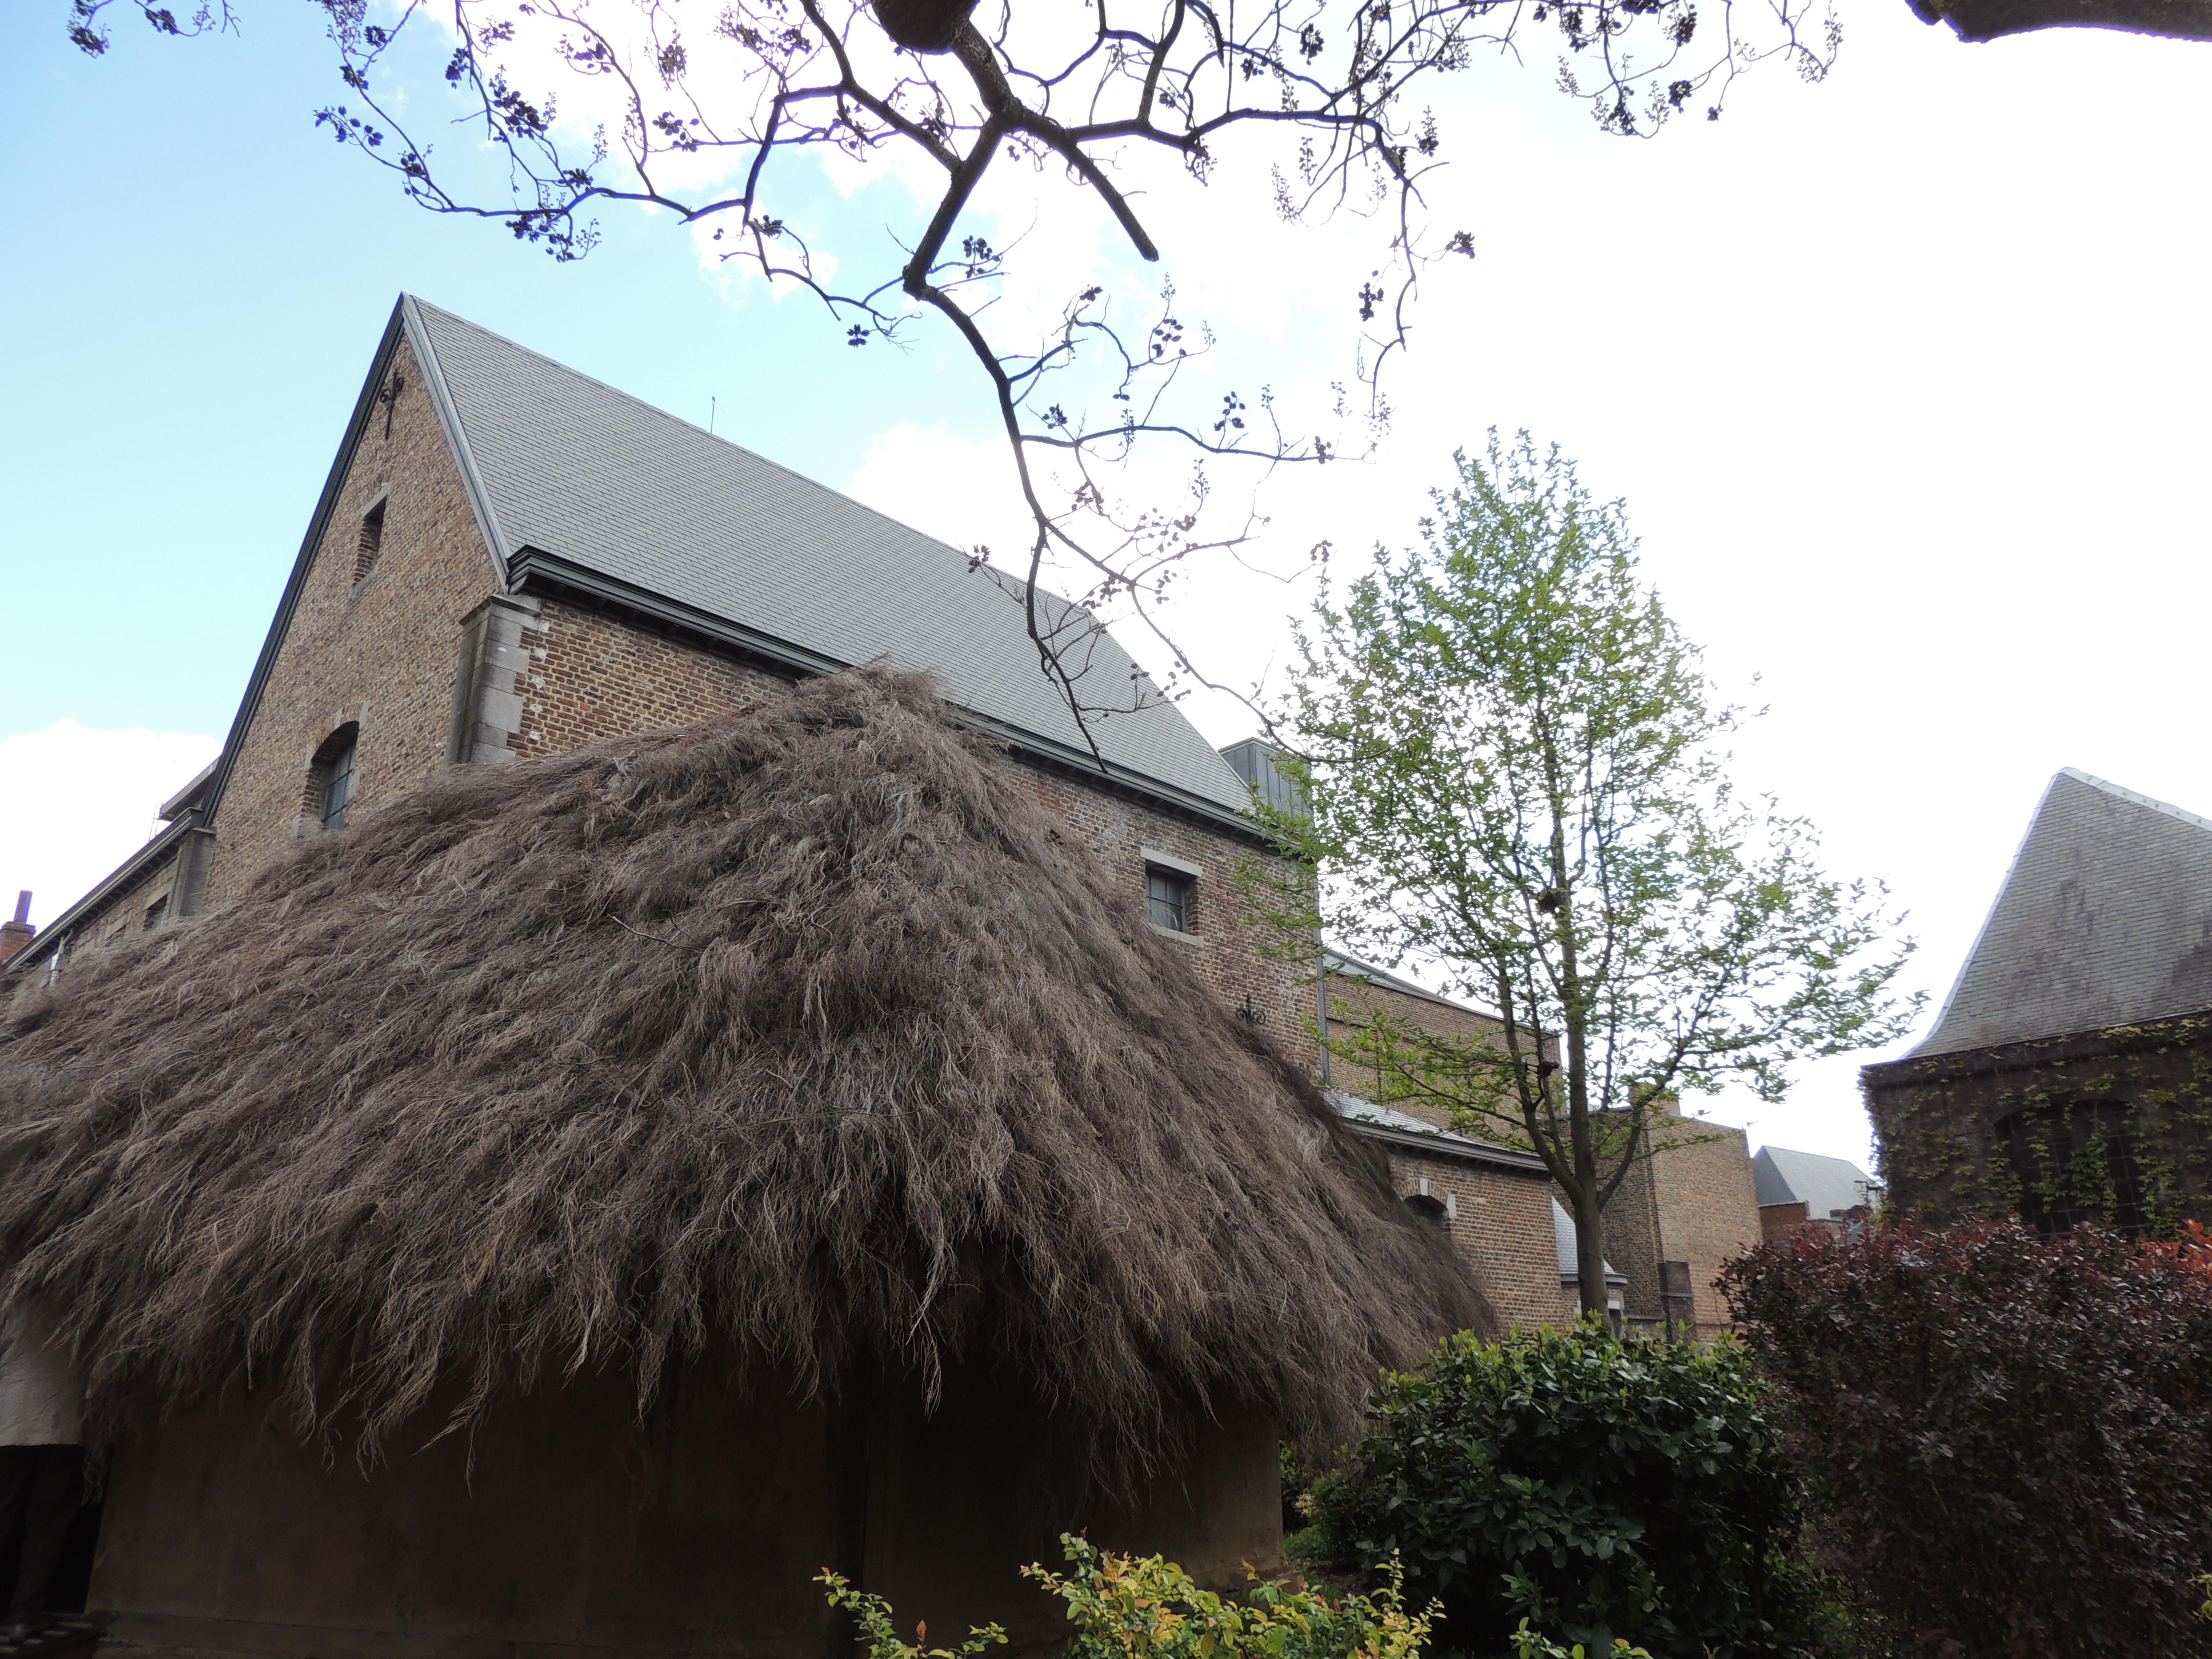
[1319,946,1760,1338]
[1864,769,2212,1235]
[1753,1146,1880,1245]
[1599,1107,1763,1341]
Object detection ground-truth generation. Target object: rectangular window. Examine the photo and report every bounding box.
[144,894,168,932]
[354,499,386,583]
[1146,866,1193,933]
[321,738,357,830]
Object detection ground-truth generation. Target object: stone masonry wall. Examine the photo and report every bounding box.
[1866,1016,2212,1231]
[1378,1144,1576,1333]
[204,337,500,911]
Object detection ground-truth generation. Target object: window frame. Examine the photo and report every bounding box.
[314,725,360,832]
[1145,864,1195,934]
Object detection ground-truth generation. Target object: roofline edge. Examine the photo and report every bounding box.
[506,548,1277,846]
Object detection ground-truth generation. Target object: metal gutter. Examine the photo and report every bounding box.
[1338,1115,1551,1176]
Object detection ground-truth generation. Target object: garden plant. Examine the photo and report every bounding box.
[1724,1217,2212,1659]
[1301,1322,1818,1658]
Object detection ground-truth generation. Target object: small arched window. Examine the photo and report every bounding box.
[1404,1192,1450,1227]
[313,725,360,831]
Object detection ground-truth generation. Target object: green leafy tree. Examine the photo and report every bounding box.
[1266,433,1918,1315]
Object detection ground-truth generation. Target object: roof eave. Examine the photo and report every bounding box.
[1864,1003,2212,1089]
[4,816,198,974]
[1339,1115,1551,1176]
[505,547,1275,847]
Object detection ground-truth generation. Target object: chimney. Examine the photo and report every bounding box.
[0,891,33,966]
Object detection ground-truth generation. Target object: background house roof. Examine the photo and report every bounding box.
[405,298,1251,818]
[1910,768,2212,1057]
[1753,1145,1876,1218]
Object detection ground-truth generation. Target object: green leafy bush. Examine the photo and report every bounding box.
[1308,1322,1815,1658]
[821,1534,1443,1659]
[1723,1218,2212,1658]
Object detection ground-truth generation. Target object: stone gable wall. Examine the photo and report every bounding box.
[1867,1020,2212,1231]
[204,335,500,911]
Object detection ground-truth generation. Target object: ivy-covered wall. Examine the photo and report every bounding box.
[1864,1012,2212,1238]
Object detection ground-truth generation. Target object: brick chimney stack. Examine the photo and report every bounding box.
[0,891,33,966]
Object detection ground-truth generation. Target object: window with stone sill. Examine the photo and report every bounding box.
[1146,866,1194,934]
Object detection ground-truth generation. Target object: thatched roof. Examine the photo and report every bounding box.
[0,672,1484,1469]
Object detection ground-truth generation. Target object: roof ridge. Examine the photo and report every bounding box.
[2055,766,2212,838]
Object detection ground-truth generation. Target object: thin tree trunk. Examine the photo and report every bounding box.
[1575,1181,1610,1322]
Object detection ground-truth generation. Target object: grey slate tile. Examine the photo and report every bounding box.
[405,299,1252,816]
[1912,769,2212,1056]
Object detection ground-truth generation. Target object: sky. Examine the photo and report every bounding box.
[3,0,2208,1172]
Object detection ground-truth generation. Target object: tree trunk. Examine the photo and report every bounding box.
[1574,1179,1611,1322]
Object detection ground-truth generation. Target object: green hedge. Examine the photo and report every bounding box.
[1307,1323,1817,1657]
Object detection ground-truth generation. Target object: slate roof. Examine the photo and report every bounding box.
[1909,769,2212,1058]
[403,298,1251,818]
[1752,1146,1877,1219]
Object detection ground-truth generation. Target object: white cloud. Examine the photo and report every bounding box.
[0,723,222,933]
[848,423,1033,562]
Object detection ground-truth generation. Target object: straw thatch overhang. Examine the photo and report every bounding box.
[0,671,1485,1475]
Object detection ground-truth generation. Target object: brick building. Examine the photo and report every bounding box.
[10,295,1622,1328]
[1865,769,2212,1234]
[1753,1145,1879,1246]
[1598,1109,1761,1340]
[1311,948,1758,1337]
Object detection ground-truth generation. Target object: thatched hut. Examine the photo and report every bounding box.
[0,672,1484,1659]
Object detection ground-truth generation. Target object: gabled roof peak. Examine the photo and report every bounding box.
[2053,766,2212,838]
[1908,767,2212,1058]
[397,296,1253,820]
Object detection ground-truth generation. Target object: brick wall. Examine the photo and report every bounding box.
[1376,1144,1577,1332]
[1323,973,1508,1129]
[204,336,500,910]
[1017,770,1321,1071]
[1600,1112,1761,1340]
[515,599,792,756]
[12,855,181,991]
